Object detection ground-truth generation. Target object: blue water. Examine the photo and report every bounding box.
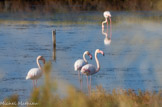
[0,11,162,101]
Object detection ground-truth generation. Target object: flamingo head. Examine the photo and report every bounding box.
[104,11,111,18]
[37,55,46,64]
[96,49,104,56]
[85,51,92,60]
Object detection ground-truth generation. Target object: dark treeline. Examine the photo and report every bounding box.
[0,0,162,13]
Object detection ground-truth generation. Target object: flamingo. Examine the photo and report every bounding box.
[74,51,92,89]
[81,49,104,93]
[74,51,92,78]
[26,55,46,87]
[102,11,112,38]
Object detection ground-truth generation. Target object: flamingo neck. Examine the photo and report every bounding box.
[95,51,100,72]
[83,52,88,63]
[37,58,42,71]
[105,17,108,22]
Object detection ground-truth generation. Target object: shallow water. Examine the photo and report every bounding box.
[0,11,162,101]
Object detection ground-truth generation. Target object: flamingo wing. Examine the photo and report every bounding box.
[81,64,96,76]
[26,68,42,80]
[74,59,86,71]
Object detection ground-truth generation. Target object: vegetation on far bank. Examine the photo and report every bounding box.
[0,0,162,13]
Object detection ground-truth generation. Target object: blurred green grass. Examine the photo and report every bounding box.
[2,62,162,107]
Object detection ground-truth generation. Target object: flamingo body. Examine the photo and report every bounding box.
[103,11,111,18]
[81,64,96,76]
[26,68,42,80]
[81,49,104,77]
[74,59,86,71]
[74,51,92,71]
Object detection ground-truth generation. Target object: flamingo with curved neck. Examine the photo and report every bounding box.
[82,51,91,64]
[74,51,92,71]
[81,49,104,94]
[26,55,46,87]
[102,11,112,38]
[74,51,92,89]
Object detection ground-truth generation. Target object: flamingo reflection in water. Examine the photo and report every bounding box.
[102,27,112,45]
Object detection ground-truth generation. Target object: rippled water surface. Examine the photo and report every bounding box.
[0,11,162,101]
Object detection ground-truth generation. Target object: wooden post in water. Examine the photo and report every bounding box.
[52,30,56,60]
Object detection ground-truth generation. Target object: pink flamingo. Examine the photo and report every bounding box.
[26,55,46,87]
[81,49,104,93]
[74,51,92,89]
[102,11,112,38]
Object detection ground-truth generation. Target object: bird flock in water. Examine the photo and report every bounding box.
[26,11,112,94]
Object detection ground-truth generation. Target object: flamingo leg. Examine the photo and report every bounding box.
[78,71,81,90]
[78,71,80,81]
[109,17,112,39]
[102,21,104,28]
[90,75,91,95]
[33,80,35,87]
[107,18,109,36]
[81,74,83,91]
[36,80,37,87]
[87,76,89,94]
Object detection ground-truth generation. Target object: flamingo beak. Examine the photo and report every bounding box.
[89,54,92,60]
[103,53,105,56]
[100,50,105,56]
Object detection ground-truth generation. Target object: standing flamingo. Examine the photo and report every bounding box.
[81,49,104,93]
[74,51,92,89]
[102,11,112,38]
[26,55,46,87]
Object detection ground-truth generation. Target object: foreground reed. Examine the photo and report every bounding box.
[2,62,162,107]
